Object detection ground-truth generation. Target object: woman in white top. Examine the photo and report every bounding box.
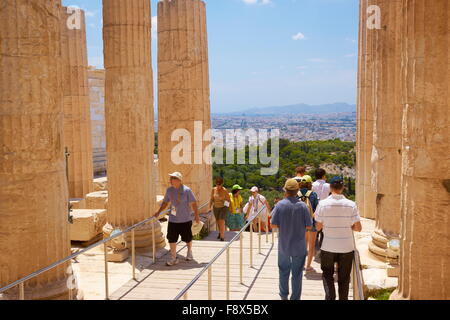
[245,187,271,232]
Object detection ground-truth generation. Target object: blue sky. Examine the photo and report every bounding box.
[62,0,359,113]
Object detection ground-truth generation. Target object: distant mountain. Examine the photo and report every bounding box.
[217,102,356,116]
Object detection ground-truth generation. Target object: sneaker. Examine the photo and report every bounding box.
[186,251,194,261]
[166,257,179,266]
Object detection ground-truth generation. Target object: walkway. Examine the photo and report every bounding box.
[110,231,351,300]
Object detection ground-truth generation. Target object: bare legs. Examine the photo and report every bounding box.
[306,231,317,270]
[218,219,226,239]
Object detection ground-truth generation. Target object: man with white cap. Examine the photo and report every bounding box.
[246,186,271,232]
[155,172,200,266]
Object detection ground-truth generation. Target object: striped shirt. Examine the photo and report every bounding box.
[315,194,361,253]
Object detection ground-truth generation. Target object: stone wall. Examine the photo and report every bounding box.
[88,67,107,176]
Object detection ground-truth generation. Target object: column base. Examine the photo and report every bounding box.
[0,276,82,300]
[103,221,166,251]
[368,230,400,262]
[389,289,407,300]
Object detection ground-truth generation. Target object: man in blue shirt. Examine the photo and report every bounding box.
[155,172,200,266]
[271,179,313,300]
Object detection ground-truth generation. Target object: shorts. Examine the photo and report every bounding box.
[213,206,228,221]
[167,221,193,244]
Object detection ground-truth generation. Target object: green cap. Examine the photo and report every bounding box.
[232,184,243,191]
[301,175,313,183]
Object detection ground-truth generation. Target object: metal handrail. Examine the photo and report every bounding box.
[352,231,365,300]
[174,204,271,300]
[0,201,210,299]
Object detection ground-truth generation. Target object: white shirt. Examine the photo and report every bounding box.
[248,194,268,219]
[315,194,361,253]
[312,180,331,201]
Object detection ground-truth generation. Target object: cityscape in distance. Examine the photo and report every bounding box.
[211,102,356,144]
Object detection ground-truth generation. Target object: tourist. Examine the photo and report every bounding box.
[226,185,245,231]
[312,168,331,201]
[315,176,362,300]
[210,177,231,242]
[298,175,319,272]
[293,166,307,183]
[154,172,200,266]
[312,168,330,248]
[246,186,271,233]
[271,179,312,300]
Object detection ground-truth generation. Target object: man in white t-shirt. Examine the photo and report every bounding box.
[246,187,271,232]
[315,176,362,300]
[312,168,331,201]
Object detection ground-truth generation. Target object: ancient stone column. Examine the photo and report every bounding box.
[158,0,213,209]
[102,0,165,254]
[391,0,450,300]
[357,0,377,219]
[60,7,94,199]
[0,0,72,299]
[369,0,403,260]
[356,0,366,215]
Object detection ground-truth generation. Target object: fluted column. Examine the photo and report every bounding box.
[391,0,450,300]
[60,7,94,199]
[102,0,165,250]
[158,0,213,208]
[0,0,71,299]
[357,0,377,219]
[356,0,366,215]
[369,0,403,260]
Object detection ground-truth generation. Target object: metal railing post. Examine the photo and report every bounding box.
[250,223,253,268]
[240,233,243,285]
[208,267,212,300]
[103,243,109,300]
[152,222,156,264]
[258,216,262,254]
[19,282,24,300]
[226,247,230,300]
[131,230,136,280]
[272,225,274,244]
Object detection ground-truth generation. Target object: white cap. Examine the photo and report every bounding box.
[251,186,259,193]
[169,172,183,181]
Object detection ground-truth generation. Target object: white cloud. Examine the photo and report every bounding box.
[344,53,357,58]
[242,0,272,5]
[292,32,306,41]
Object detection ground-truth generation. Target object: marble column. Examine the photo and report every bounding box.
[102,0,165,251]
[369,0,403,260]
[0,0,72,299]
[391,0,450,300]
[157,0,213,209]
[356,0,366,215]
[60,7,94,199]
[357,0,377,219]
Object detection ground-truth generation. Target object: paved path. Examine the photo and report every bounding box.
[110,230,349,300]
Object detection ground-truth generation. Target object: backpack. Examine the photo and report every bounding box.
[298,190,314,219]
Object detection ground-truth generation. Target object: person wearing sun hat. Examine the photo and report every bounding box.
[226,184,245,231]
[154,172,200,266]
[271,178,313,300]
[297,175,319,273]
